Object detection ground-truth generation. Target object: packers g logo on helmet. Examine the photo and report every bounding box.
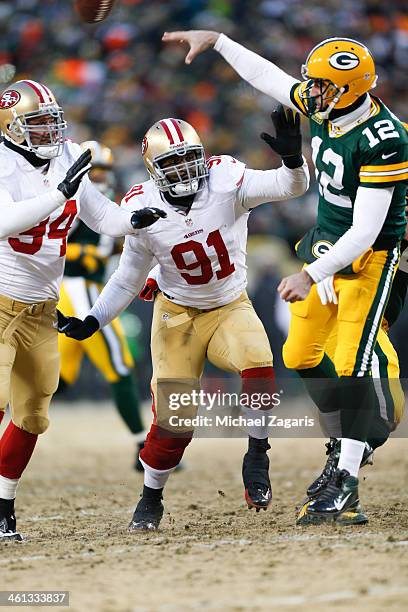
[329,52,360,71]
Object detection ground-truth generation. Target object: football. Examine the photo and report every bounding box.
[74,0,116,23]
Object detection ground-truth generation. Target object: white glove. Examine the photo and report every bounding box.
[316,276,338,306]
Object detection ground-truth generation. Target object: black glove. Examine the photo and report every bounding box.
[57,149,92,199]
[260,105,303,168]
[131,207,167,229]
[56,309,99,341]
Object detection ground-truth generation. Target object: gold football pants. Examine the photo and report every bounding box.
[283,248,399,377]
[151,291,273,430]
[0,294,60,434]
[58,279,134,384]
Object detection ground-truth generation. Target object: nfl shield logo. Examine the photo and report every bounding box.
[185,218,193,227]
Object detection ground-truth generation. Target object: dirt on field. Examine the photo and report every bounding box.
[2,402,408,612]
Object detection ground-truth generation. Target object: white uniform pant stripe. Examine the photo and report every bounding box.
[358,247,399,377]
[371,351,388,421]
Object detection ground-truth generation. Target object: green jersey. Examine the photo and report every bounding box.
[290,89,408,249]
[65,219,115,283]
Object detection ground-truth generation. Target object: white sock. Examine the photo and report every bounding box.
[337,438,365,477]
[140,458,175,489]
[0,475,19,500]
[239,405,271,439]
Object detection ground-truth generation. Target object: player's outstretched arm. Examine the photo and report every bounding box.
[58,236,154,339]
[79,178,166,237]
[162,30,298,108]
[0,149,91,240]
[238,106,309,210]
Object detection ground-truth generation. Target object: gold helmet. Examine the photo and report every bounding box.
[80,140,115,197]
[299,38,377,119]
[0,79,67,159]
[142,118,208,197]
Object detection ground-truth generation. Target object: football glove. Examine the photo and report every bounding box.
[260,105,303,168]
[56,310,100,340]
[131,207,167,229]
[139,277,159,301]
[316,276,338,306]
[58,149,92,199]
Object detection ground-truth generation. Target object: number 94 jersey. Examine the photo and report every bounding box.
[121,155,249,310]
[0,141,84,302]
[291,89,408,246]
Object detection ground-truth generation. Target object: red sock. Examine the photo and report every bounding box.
[0,422,38,479]
[241,366,275,396]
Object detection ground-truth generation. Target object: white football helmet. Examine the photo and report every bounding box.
[0,79,67,159]
[142,118,208,198]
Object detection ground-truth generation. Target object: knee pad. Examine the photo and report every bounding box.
[282,341,322,370]
[141,424,193,470]
[20,415,49,435]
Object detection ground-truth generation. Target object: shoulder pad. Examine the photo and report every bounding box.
[120,179,154,211]
[207,155,246,193]
[0,146,16,180]
[63,140,83,164]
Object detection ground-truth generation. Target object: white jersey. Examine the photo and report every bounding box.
[126,155,248,308]
[90,155,309,326]
[0,141,135,302]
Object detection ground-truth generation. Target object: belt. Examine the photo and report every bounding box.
[0,294,57,315]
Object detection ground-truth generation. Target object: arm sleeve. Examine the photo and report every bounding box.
[237,160,309,210]
[0,187,66,239]
[78,177,136,237]
[306,186,395,283]
[89,236,154,327]
[214,34,299,109]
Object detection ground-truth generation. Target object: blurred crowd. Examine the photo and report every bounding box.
[1,0,408,388]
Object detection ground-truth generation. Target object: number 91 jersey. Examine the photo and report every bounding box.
[0,141,82,302]
[122,155,249,310]
[290,88,408,246]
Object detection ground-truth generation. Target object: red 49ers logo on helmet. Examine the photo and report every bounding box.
[141,136,148,156]
[0,90,21,109]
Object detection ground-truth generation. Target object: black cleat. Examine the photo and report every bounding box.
[306,439,373,499]
[242,438,272,512]
[128,495,164,532]
[306,468,368,524]
[307,438,341,498]
[0,511,23,542]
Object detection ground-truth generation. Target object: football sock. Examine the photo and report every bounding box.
[297,354,339,418]
[339,376,375,442]
[366,410,391,450]
[111,374,144,435]
[140,458,174,489]
[0,475,18,500]
[337,438,365,477]
[0,422,37,479]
